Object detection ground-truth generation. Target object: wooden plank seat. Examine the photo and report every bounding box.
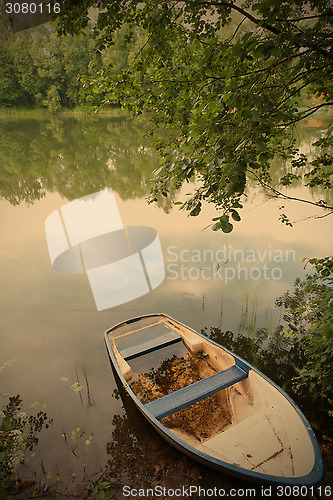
[120,330,182,360]
[144,359,250,420]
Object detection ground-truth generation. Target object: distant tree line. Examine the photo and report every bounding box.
[0,8,138,112]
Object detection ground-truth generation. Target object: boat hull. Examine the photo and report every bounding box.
[105,313,324,486]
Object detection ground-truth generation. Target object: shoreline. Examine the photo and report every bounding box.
[0,108,129,119]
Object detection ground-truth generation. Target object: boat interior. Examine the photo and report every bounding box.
[107,314,315,479]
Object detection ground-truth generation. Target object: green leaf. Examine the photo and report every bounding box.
[189,202,201,217]
[221,221,233,233]
[0,357,16,373]
[253,44,264,59]
[30,401,47,409]
[217,215,234,233]
[255,138,267,152]
[323,324,333,338]
[231,210,241,222]
[71,383,84,394]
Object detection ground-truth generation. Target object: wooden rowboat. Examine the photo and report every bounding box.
[104,313,323,486]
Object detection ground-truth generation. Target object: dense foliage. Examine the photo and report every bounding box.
[0,3,136,111]
[56,0,333,230]
[276,257,333,412]
[0,7,95,110]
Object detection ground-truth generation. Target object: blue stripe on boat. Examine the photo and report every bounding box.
[145,359,250,420]
[125,316,143,324]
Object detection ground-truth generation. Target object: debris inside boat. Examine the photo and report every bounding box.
[130,352,232,442]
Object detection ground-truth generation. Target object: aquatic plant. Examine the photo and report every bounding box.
[0,394,53,488]
[0,357,53,490]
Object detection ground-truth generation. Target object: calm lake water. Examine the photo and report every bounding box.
[0,113,332,492]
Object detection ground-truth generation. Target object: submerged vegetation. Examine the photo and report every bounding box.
[0,361,96,496]
[0,357,53,492]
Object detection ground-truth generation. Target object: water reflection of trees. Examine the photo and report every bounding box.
[0,113,330,212]
[0,115,161,205]
[246,115,333,209]
[205,326,305,392]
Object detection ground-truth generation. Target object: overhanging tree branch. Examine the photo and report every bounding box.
[181,0,333,61]
[249,170,333,211]
[56,0,333,233]
[281,103,333,127]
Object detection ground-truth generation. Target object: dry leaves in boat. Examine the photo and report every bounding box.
[130,353,232,441]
